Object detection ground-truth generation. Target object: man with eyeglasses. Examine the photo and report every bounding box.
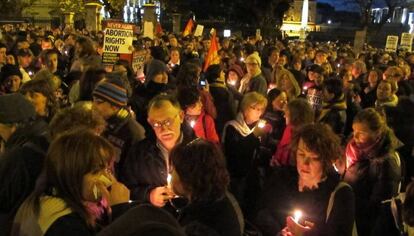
[92,79,145,175]
[119,93,196,207]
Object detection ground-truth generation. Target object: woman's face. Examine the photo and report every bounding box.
[243,103,265,124]
[186,98,203,116]
[376,82,393,101]
[352,122,378,146]
[280,75,293,92]
[296,138,323,186]
[368,71,378,86]
[25,92,47,116]
[82,169,112,202]
[227,71,239,85]
[272,92,288,111]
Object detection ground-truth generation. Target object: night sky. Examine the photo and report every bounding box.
[317,0,386,12]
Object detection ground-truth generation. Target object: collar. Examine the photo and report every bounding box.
[156,132,184,163]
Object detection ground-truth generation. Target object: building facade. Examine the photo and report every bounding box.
[281,0,319,37]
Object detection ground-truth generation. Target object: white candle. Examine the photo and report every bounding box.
[167,174,172,187]
[293,210,303,223]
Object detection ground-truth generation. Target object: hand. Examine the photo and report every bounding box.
[284,216,313,236]
[253,124,266,137]
[149,186,174,207]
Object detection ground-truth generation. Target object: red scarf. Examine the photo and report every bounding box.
[345,136,383,168]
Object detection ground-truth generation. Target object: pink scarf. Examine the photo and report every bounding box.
[345,136,383,168]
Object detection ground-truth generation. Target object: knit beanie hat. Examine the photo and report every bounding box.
[0,93,36,124]
[92,79,128,107]
[146,59,168,82]
[1,64,22,84]
[228,64,245,79]
[245,52,262,67]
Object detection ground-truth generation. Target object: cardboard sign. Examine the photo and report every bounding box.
[385,35,399,52]
[143,21,154,39]
[132,50,147,77]
[102,22,134,65]
[400,33,413,52]
[194,24,204,37]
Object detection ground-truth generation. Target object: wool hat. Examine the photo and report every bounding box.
[146,59,168,82]
[92,79,128,107]
[1,64,23,83]
[228,64,245,79]
[0,93,36,124]
[17,48,32,57]
[245,52,262,67]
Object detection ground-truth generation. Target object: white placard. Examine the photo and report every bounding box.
[385,35,399,52]
[400,33,413,52]
[194,24,204,37]
[103,22,134,54]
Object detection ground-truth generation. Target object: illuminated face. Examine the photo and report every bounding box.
[268,51,280,66]
[272,92,288,111]
[376,81,393,102]
[47,53,58,73]
[246,61,259,76]
[185,98,203,116]
[0,47,7,64]
[296,138,323,187]
[41,40,53,50]
[25,92,48,117]
[243,103,265,124]
[92,97,119,120]
[148,101,184,151]
[170,50,180,64]
[352,122,378,146]
[5,75,21,92]
[368,71,378,86]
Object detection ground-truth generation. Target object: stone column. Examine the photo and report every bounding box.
[172,13,181,34]
[85,0,103,32]
[63,12,75,27]
[143,3,157,28]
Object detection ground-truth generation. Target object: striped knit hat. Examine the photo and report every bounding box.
[92,79,128,107]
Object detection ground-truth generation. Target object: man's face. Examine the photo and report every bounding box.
[268,50,279,66]
[46,53,58,73]
[92,97,119,120]
[5,75,21,92]
[147,101,184,151]
[18,55,32,68]
[0,47,7,64]
[41,40,53,50]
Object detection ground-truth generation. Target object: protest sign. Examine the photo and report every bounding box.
[385,35,399,52]
[102,22,134,65]
[400,33,413,52]
[194,24,204,37]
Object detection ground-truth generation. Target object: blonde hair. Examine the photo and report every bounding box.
[276,69,301,98]
[240,92,268,112]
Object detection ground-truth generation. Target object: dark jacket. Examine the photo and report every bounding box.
[0,119,49,235]
[209,82,236,136]
[246,73,268,96]
[102,108,145,175]
[255,167,355,236]
[343,133,402,236]
[318,95,347,137]
[119,125,195,203]
[179,192,244,236]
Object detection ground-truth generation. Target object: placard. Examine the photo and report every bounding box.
[385,35,399,52]
[400,33,413,52]
[103,22,134,54]
[194,24,204,37]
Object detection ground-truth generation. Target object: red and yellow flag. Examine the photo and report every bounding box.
[182,18,194,37]
[203,29,220,72]
[155,22,163,35]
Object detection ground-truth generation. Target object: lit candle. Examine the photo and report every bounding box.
[190,120,196,128]
[167,174,172,187]
[228,80,236,86]
[240,57,245,62]
[258,120,266,128]
[293,210,303,223]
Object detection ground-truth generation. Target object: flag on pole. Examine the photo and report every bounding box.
[183,18,194,37]
[155,22,163,35]
[203,29,220,72]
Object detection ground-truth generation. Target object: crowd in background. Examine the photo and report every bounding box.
[0,22,414,236]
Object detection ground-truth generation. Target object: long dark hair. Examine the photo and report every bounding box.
[170,139,229,202]
[17,130,114,227]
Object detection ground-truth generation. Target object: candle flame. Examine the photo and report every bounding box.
[294,210,302,223]
[190,120,196,128]
[167,174,172,186]
[258,120,266,128]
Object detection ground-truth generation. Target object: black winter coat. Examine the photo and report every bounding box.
[254,167,355,236]
[119,126,195,203]
[209,83,236,136]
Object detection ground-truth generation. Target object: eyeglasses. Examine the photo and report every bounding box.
[149,114,179,130]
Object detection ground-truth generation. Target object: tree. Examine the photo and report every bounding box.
[0,0,37,18]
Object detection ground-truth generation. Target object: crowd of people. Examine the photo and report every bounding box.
[0,22,414,236]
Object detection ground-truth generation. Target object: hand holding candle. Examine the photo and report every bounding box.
[293,210,302,223]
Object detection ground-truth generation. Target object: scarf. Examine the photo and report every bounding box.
[222,112,255,142]
[345,135,384,168]
[318,94,347,122]
[375,94,399,108]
